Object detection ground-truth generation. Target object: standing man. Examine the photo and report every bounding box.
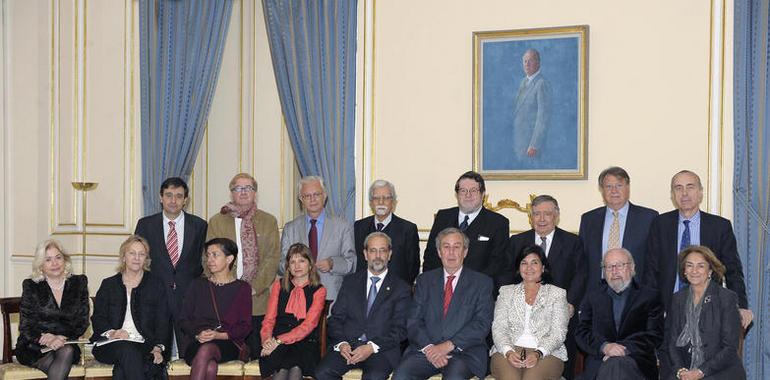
[280,175,356,301]
[134,177,208,359]
[423,171,509,289]
[576,248,663,380]
[513,48,551,163]
[579,166,658,291]
[354,180,420,284]
[315,232,412,380]
[392,228,493,380]
[507,195,586,379]
[206,172,281,360]
[644,170,752,328]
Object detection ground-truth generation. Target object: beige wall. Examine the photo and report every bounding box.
[0,0,734,350]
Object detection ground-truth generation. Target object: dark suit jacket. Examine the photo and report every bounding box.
[15,275,90,366]
[406,268,493,379]
[576,280,663,380]
[507,228,587,307]
[579,202,658,290]
[327,270,411,369]
[354,214,420,285]
[665,283,745,379]
[422,207,509,286]
[134,211,208,315]
[90,271,170,354]
[643,210,748,309]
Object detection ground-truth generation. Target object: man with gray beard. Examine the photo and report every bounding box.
[575,248,663,380]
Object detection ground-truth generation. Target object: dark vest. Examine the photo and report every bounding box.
[274,284,322,343]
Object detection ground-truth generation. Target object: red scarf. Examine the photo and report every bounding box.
[220,202,259,284]
[285,281,309,319]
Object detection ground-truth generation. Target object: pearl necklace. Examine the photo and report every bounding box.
[47,278,65,291]
[209,276,235,286]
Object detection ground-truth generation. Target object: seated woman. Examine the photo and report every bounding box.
[490,245,569,380]
[15,239,89,380]
[179,238,252,380]
[259,243,327,380]
[665,245,746,380]
[90,235,169,379]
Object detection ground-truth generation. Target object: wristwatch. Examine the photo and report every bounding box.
[534,349,544,359]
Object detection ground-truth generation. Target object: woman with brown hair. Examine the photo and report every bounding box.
[259,243,327,380]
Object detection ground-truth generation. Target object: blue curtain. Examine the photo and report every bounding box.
[139,0,234,215]
[734,1,770,379]
[262,0,357,221]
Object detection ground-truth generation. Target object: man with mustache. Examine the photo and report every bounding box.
[576,248,663,380]
[354,180,420,285]
[315,232,412,380]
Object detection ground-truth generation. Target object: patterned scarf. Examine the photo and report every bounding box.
[220,202,259,284]
[676,281,708,369]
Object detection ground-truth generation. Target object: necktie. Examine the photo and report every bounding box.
[376,222,384,231]
[539,236,548,253]
[443,275,455,317]
[167,221,179,267]
[608,210,620,249]
[459,215,470,231]
[366,276,380,316]
[309,219,318,262]
[676,220,691,291]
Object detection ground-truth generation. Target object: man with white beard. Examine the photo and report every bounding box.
[354,180,420,285]
[575,248,663,380]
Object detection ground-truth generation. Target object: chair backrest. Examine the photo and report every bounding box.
[319,300,331,358]
[0,297,21,364]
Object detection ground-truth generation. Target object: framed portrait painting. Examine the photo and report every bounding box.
[473,25,588,180]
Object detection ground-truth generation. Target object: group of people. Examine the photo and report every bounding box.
[13,167,751,380]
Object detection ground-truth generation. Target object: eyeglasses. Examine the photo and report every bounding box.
[366,248,391,255]
[371,196,393,202]
[457,188,481,196]
[230,185,256,193]
[300,192,324,201]
[603,262,630,271]
[602,183,626,191]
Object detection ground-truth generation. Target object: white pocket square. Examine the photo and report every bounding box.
[477,235,490,241]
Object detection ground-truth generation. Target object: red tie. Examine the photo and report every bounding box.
[443,275,455,317]
[308,219,318,262]
[167,221,179,267]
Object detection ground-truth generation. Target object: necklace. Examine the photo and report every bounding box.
[47,278,65,291]
[524,284,540,304]
[210,276,235,286]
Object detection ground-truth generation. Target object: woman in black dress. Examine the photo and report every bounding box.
[259,243,327,380]
[16,239,89,380]
[90,235,169,379]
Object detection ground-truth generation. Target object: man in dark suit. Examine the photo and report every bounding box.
[354,180,420,285]
[507,194,586,379]
[134,177,208,359]
[392,227,493,380]
[315,232,412,380]
[643,170,753,328]
[579,166,658,291]
[576,248,663,380]
[422,171,509,289]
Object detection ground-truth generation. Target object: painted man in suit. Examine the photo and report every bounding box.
[513,48,551,165]
[423,171,509,290]
[280,175,356,301]
[206,172,281,359]
[354,180,420,285]
[392,227,494,380]
[578,166,658,291]
[507,195,586,379]
[643,170,753,328]
[134,176,208,359]
[576,248,663,380]
[316,232,412,380]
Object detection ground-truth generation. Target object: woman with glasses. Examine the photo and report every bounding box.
[490,244,569,380]
[90,235,169,379]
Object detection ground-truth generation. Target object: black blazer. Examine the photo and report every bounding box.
[422,207,510,286]
[578,202,658,291]
[16,275,90,366]
[643,210,748,309]
[507,228,587,306]
[327,270,411,369]
[576,280,663,380]
[134,211,208,315]
[664,283,745,379]
[354,214,420,284]
[90,271,170,354]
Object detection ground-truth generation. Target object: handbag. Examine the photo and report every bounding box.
[208,282,250,362]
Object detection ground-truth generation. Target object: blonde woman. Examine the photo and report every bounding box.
[16,239,89,380]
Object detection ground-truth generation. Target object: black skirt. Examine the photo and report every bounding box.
[183,340,240,364]
[258,337,320,377]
